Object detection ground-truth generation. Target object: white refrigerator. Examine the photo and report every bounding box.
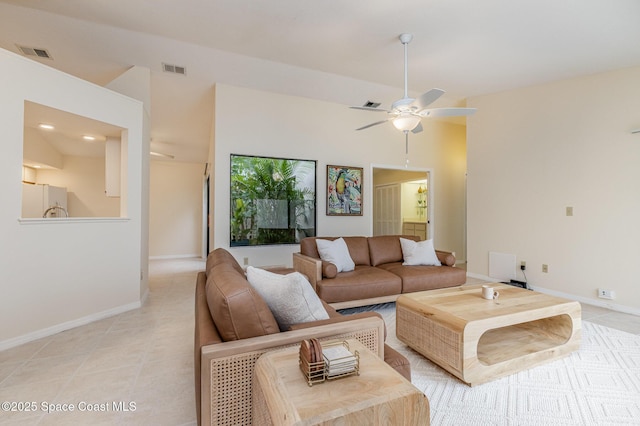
[22,183,68,218]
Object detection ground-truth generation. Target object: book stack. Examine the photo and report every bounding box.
[322,344,357,378]
[299,339,360,385]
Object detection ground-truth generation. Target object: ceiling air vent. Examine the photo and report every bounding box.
[363,101,381,108]
[17,45,53,59]
[162,63,186,75]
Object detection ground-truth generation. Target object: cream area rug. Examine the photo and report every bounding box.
[339,303,640,426]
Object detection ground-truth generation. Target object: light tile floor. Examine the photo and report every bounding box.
[0,258,204,426]
[0,259,638,425]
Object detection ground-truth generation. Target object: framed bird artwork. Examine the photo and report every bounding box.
[326,165,363,216]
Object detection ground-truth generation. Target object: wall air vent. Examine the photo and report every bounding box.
[17,45,53,59]
[162,63,186,75]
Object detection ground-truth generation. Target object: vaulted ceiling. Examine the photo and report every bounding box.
[2,0,639,162]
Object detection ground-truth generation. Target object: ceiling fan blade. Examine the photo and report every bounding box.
[349,106,389,113]
[419,107,477,118]
[411,122,423,134]
[355,118,391,131]
[412,88,445,110]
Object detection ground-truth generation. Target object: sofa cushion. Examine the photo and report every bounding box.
[342,237,371,266]
[289,309,388,339]
[436,250,456,267]
[206,247,245,276]
[368,235,419,266]
[322,300,341,318]
[321,261,338,278]
[316,266,402,303]
[301,237,371,266]
[246,267,329,331]
[194,271,222,426]
[316,237,355,272]
[400,238,441,266]
[205,263,279,341]
[300,236,322,258]
[378,262,466,293]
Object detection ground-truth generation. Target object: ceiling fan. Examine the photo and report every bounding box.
[351,33,476,134]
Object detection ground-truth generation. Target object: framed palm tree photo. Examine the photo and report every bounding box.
[326,165,363,216]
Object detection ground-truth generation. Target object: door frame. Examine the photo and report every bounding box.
[370,164,434,240]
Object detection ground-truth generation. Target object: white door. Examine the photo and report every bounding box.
[373,184,401,235]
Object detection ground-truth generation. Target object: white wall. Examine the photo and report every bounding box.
[212,84,467,267]
[35,156,120,217]
[23,126,64,169]
[106,65,152,301]
[149,160,204,258]
[467,66,640,313]
[0,49,146,349]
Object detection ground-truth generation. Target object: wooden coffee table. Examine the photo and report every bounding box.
[396,283,581,386]
[252,339,430,425]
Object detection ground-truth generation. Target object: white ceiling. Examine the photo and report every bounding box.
[2,0,640,163]
[23,101,124,163]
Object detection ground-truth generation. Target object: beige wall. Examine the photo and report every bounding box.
[35,156,120,217]
[212,84,468,267]
[149,160,204,258]
[467,66,640,314]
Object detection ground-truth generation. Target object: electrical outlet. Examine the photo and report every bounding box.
[542,264,548,273]
[566,206,574,216]
[598,288,615,299]
[520,261,526,271]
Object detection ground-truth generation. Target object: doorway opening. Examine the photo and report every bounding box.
[372,165,432,241]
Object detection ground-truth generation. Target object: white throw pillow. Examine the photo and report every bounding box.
[400,237,442,266]
[315,238,355,272]
[246,266,329,331]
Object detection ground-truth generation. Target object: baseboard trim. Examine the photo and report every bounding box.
[0,300,141,352]
[140,287,149,305]
[149,254,204,260]
[466,272,640,317]
[528,285,640,317]
[466,272,493,281]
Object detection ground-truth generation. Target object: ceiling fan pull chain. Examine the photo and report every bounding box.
[404,130,410,168]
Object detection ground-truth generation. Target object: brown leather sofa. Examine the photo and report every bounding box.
[293,235,466,309]
[195,248,413,426]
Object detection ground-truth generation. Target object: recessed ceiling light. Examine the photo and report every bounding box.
[38,123,55,130]
[83,135,96,141]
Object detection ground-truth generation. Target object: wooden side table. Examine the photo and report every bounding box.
[252,339,430,425]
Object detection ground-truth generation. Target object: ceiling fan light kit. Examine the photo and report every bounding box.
[351,33,476,136]
[393,114,421,131]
